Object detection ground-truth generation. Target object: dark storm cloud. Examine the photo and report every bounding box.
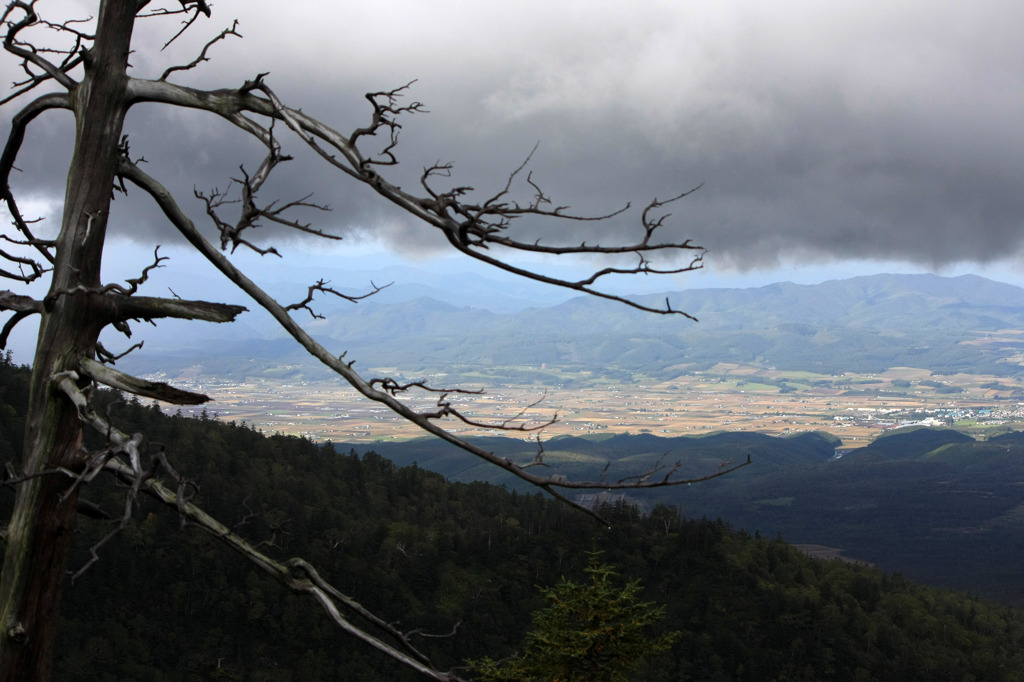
[3,1,1022,270]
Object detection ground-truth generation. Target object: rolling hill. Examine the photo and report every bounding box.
[338,426,1024,607]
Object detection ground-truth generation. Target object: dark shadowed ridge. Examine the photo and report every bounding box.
[853,427,974,460]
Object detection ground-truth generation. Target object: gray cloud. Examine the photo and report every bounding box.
[3,0,1022,272]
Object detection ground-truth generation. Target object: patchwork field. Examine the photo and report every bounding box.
[161,363,1024,444]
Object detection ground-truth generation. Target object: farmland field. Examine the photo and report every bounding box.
[159,363,1024,444]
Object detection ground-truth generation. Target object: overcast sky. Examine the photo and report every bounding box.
[2,0,1023,287]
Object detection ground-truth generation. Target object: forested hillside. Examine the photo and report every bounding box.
[351,426,1024,608]
[2,358,1024,680]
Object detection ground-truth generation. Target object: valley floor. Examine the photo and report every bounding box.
[155,364,1024,444]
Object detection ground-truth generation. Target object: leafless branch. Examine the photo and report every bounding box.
[1,93,72,215]
[10,41,722,520]
[349,81,426,167]
[2,188,55,265]
[0,461,94,491]
[49,380,198,582]
[135,3,190,19]
[420,390,557,433]
[1,7,731,673]
[0,289,41,314]
[0,274,45,348]
[129,76,705,317]
[369,378,484,397]
[159,18,239,79]
[404,621,461,640]
[1,0,84,96]
[132,76,704,315]
[108,294,247,324]
[0,247,44,283]
[95,339,143,364]
[39,282,246,327]
[286,279,391,319]
[156,0,211,51]
[71,505,128,582]
[520,435,548,470]
[79,356,210,405]
[0,309,34,348]
[192,117,340,255]
[120,159,741,526]
[99,246,167,296]
[182,0,211,19]
[45,373,465,680]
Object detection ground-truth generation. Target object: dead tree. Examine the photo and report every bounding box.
[0,2,743,679]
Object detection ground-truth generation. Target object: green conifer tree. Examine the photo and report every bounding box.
[472,554,679,681]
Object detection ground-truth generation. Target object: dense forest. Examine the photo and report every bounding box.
[2,357,1024,680]
[355,426,1024,608]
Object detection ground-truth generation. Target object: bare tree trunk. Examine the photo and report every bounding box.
[0,1,136,677]
[0,2,719,678]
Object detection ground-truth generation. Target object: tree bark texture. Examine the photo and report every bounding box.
[0,1,137,677]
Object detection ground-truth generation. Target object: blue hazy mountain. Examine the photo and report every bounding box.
[120,272,1024,379]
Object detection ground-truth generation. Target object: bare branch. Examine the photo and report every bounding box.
[108,293,246,324]
[182,0,211,19]
[99,245,168,296]
[1,189,56,265]
[0,5,729,674]
[159,19,239,79]
[120,158,740,527]
[520,435,549,470]
[285,278,391,319]
[1,92,72,198]
[0,245,44,283]
[1,1,85,95]
[404,621,461,640]
[0,289,42,314]
[46,375,186,582]
[420,391,558,433]
[124,77,704,317]
[44,373,465,680]
[95,339,143,364]
[191,117,340,255]
[79,356,210,405]
[0,309,33,348]
[348,81,426,167]
[38,281,246,326]
[369,378,484,397]
[0,290,40,348]
[158,6,199,50]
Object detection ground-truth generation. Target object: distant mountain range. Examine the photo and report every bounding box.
[120,273,1024,380]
